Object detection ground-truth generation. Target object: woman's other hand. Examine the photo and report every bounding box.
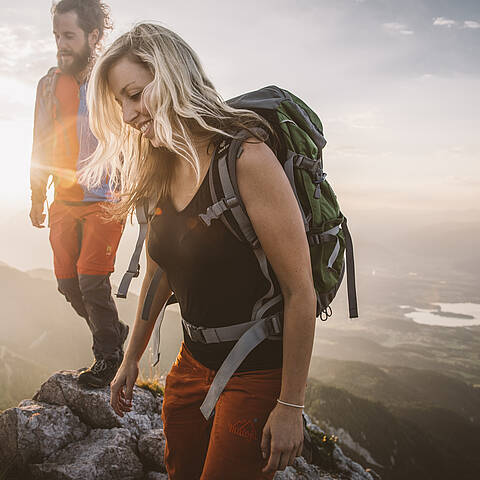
[261,403,304,473]
[110,359,139,417]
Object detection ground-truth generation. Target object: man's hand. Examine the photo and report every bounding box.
[30,202,46,228]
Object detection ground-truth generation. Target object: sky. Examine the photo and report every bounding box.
[0,0,479,272]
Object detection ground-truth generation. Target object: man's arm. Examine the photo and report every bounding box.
[30,74,54,227]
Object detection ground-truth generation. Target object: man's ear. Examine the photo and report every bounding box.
[88,28,100,50]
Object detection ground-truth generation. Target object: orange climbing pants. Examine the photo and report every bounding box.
[49,201,123,278]
[161,343,282,480]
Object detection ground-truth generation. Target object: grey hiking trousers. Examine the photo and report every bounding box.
[57,274,128,361]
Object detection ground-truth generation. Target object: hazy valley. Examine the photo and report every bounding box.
[1,207,479,479]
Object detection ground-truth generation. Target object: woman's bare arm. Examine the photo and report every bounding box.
[236,140,317,472]
[110,231,172,416]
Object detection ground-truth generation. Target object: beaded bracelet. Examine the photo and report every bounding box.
[277,398,304,409]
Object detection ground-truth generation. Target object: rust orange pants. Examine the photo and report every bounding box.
[49,201,123,278]
[48,201,127,360]
[162,343,282,480]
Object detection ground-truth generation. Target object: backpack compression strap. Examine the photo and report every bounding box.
[143,268,177,367]
[341,217,358,318]
[117,199,157,298]
[139,263,179,366]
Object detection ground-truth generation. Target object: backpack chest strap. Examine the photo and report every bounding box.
[198,196,240,227]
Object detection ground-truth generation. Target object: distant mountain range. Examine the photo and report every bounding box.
[0,263,183,411]
[305,378,480,480]
[309,358,480,423]
[1,207,479,480]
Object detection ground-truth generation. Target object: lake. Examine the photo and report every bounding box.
[400,303,480,327]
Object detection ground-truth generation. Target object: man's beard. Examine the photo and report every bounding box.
[57,41,91,75]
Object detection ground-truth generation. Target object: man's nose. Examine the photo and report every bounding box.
[56,36,67,50]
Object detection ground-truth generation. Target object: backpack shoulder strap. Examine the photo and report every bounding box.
[116,198,156,298]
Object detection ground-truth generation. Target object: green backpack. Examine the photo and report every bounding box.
[117,85,358,419]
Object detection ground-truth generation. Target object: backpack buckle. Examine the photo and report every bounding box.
[199,197,239,226]
[127,265,140,278]
[183,321,207,344]
[265,314,282,337]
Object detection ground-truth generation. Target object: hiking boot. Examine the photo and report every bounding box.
[78,354,123,388]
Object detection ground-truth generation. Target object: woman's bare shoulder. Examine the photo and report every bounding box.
[236,138,282,186]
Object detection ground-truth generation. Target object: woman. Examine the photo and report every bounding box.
[84,23,316,479]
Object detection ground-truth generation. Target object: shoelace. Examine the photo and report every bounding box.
[91,359,108,374]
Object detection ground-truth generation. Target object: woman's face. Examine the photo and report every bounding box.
[108,56,160,147]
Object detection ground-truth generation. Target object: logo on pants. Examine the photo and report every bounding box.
[228,419,258,441]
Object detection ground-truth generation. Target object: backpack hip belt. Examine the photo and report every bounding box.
[181,314,282,419]
[182,315,282,345]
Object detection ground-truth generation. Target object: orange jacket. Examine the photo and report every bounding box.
[30,67,110,204]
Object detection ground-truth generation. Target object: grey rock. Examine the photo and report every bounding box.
[274,457,334,479]
[29,427,143,480]
[33,370,163,437]
[0,371,374,480]
[144,472,168,480]
[332,446,374,480]
[138,428,166,472]
[0,400,87,469]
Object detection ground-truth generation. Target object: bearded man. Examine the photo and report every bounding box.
[29,0,128,387]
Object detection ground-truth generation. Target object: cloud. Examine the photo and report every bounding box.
[331,110,384,131]
[464,20,480,29]
[433,17,457,28]
[382,22,414,36]
[433,17,480,30]
[0,25,55,83]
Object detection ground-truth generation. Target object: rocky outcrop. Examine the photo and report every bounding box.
[33,371,163,437]
[0,400,87,470]
[0,371,376,480]
[29,428,143,480]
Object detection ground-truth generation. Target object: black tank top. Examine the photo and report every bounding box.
[147,160,283,371]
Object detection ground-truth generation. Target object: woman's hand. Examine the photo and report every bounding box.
[261,403,304,473]
[110,359,139,417]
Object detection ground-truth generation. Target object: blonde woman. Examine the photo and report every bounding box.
[84,23,316,479]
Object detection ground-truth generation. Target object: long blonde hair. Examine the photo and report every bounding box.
[82,22,270,217]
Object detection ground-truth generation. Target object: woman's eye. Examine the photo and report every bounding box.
[130,92,142,100]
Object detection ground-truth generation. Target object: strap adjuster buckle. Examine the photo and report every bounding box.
[126,265,140,278]
[265,314,282,337]
[199,197,239,227]
[183,321,207,344]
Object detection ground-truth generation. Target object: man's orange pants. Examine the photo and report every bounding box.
[49,201,123,278]
[162,343,282,480]
[48,201,126,360]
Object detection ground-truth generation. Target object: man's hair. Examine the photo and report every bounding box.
[52,0,112,44]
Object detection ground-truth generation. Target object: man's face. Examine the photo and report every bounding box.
[53,11,90,75]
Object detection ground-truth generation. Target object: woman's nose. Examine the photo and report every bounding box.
[122,103,139,126]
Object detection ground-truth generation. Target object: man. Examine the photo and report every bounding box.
[29,0,128,387]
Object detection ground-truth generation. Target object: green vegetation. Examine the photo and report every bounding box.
[309,358,480,423]
[136,377,164,396]
[305,379,480,480]
[306,427,338,470]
